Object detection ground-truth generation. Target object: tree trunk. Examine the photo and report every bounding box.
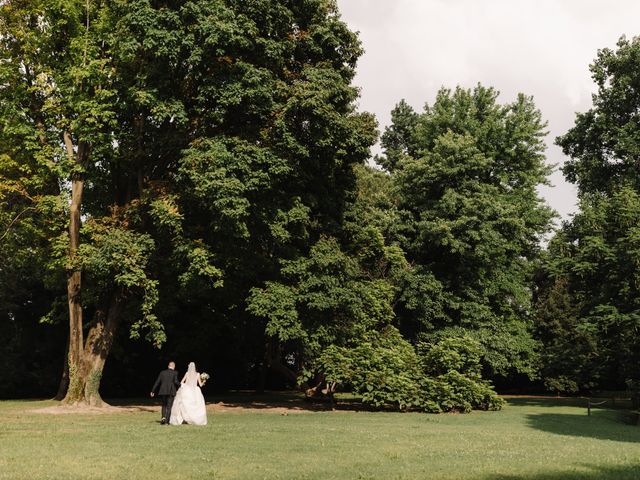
[64,290,124,406]
[60,135,127,407]
[62,133,86,404]
[60,132,126,407]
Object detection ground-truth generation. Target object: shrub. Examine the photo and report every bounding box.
[318,328,504,412]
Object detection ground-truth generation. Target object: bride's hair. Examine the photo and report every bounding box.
[184,362,199,386]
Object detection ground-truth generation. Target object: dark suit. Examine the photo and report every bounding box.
[152,368,180,422]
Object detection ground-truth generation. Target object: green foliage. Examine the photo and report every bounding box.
[537,187,640,390]
[318,329,504,412]
[419,336,505,412]
[173,1,378,382]
[537,37,640,392]
[248,236,397,356]
[534,274,596,393]
[382,85,553,379]
[1,0,555,404]
[0,2,71,396]
[558,36,640,196]
[1,0,381,395]
[77,220,165,346]
[0,0,180,357]
[377,99,418,172]
[320,328,423,411]
[420,335,484,375]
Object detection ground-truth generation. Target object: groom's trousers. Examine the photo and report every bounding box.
[159,394,175,421]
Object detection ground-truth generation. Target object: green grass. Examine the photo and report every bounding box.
[1,395,640,479]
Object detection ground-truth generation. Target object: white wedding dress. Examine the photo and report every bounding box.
[170,363,207,425]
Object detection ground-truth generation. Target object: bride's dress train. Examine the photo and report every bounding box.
[170,364,207,425]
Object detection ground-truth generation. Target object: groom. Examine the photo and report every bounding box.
[150,361,181,425]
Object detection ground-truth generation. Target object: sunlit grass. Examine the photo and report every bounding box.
[1,396,639,479]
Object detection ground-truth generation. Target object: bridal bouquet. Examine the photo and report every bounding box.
[200,372,210,385]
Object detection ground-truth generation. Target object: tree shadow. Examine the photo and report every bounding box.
[485,463,640,480]
[105,398,159,412]
[505,396,633,409]
[505,396,588,408]
[203,391,382,413]
[0,398,58,403]
[129,405,157,413]
[107,391,379,413]
[525,408,640,443]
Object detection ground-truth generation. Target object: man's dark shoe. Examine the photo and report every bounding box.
[161,418,166,425]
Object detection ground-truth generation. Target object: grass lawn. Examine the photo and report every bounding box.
[1,394,639,480]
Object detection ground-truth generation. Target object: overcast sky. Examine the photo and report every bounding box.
[335,0,640,220]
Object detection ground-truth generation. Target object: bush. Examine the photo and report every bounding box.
[318,328,504,412]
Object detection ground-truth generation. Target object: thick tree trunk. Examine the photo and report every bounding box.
[62,133,86,405]
[64,291,124,406]
[60,135,126,407]
[61,132,126,407]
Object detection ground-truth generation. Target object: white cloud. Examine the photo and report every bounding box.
[337,0,640,220]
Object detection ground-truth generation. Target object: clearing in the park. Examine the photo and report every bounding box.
[1,395,639,480]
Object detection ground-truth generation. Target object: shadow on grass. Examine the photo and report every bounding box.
[486,463,640,480]
[209,391,381,412]
[526,408,640,443]
[505,396,633,409]
[110,393,631,415]
[103,398,158,412]
[108,391,378,413]
[505,397,591,408]
[0,398,57,403]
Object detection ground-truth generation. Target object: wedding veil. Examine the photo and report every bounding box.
[185,361,198,386]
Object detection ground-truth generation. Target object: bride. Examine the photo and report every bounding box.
[169,362,207,425]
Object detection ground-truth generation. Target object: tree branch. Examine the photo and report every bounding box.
[0,206,36,242]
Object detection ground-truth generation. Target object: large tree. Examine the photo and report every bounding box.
[0,0,376,403]
[247,165,505,412]
[171,0,378,389]
[0,0,189,405]
[537,36,640,391]
[381,85,554,379]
